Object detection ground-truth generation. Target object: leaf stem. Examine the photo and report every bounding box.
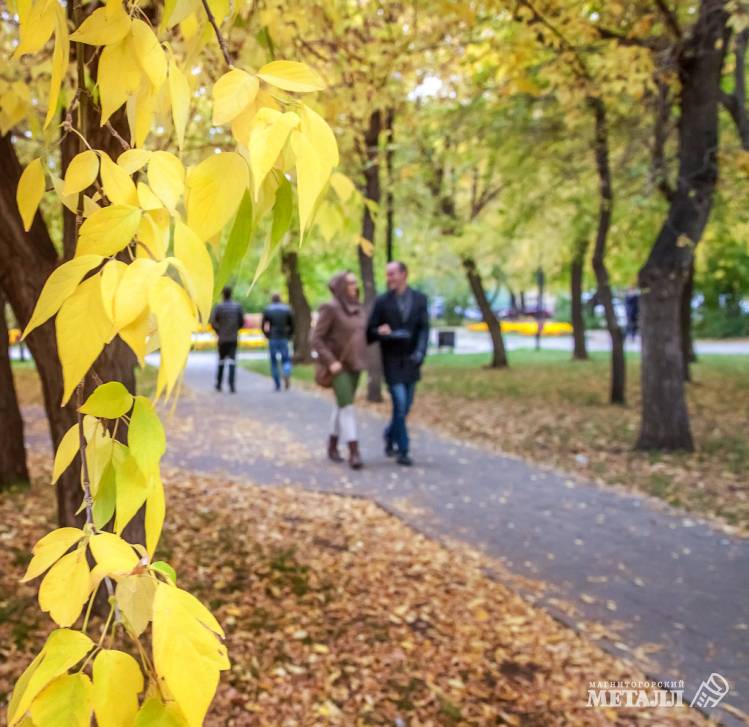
[200,0,233,67]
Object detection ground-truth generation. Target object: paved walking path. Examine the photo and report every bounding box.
[154,353,749,725]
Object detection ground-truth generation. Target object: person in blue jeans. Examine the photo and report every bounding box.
[262,293,294,391]
[366,261,429,466]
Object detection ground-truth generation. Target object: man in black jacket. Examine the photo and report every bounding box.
[367,261,429,466]
[262,293,294,390]
[210,286,244,393]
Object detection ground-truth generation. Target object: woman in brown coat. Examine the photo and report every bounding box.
[311,271,367,468]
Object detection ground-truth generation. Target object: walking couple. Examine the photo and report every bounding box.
[311,261,429,469]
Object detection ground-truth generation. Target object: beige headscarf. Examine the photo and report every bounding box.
[328,271,362,316]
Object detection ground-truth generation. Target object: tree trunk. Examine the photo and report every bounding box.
[636,1,728,451]
[0,133,138,529]
[589,97,625,404]
[0,288,29,488]
[384,107,395,263]
[570,257,587,360]
[570,242,589,360]
[463,257,508,368]
[360,110,384,402]
[281,250,312,363]
[681,257,697,381]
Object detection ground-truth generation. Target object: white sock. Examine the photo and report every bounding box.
[339,404,358,443]
[329,407,340,437]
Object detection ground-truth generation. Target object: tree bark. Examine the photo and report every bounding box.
[0,288,29,488]
[681,258,697,381]
[589,97,626,404]
[384,107,395,263]
[0,133,138,529]
[359,110,384,402]
[570,242,589,360]
[463,257,508,368]
[636,1,728,451]
[281,250,312,363]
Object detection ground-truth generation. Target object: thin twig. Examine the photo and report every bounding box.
[106,121,131,151]
[200,0,232,66]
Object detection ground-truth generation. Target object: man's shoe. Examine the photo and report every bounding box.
[229,386,236,394]
[396,453,413,467]
[284,375,291,390]
[384,441,396,457]
[328,436,343,463]
[215,383,222,392]
[348,441,364,470]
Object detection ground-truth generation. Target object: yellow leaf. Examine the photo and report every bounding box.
[128,395,166,480]
[12,0,55,59]
[89,532,139,574]
[92,650,143,727]
[185,152,249,241]
[79,381,133,418]
[100,259,127,322]
[51,425,79,485]
[149,277,196,396]
[148,151,184,213]
[330,171,355,202]
[76,205,142,257]
[118,308,151,366]
[300,103,339,166]
[136,209,169,258]
[248,110,299,198]
[99,153,137,206]
[257,60,325,93]
[152,583,228,727]
[63,150,99,197]
[30,673,92,727]
[291,130,329,235]
[145,473,165,557]
[114,450,149,534]
[113,258,164,328]
[115,575,156,637]
[98,38,139,125]
[16,158,46,231]
[56,274,112,404]
[130,19,166,88]
[168,58,190,151]
[127,83,156,148]
[22,254,104,338]
[45,4,69,129]
[117,148,151,174]
[21,527,85,582]
[212,68,259,125]
[38,545,91,627]
[133,698,189,726]
[174,218,213,322]
[7,629,93,727]
[70,4,131,45]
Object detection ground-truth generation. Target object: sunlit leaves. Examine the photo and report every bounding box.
[147,152,185,214]
[56,274,112,404]
[38,545,91,627]
[114,450,149,535]
[51,425,79,484]
[257,60,326,93]
[168,58,191,150]
[145,475,165,557]
[69,4,131,45]
[248,110,299,198]
[46,4,69,129]
[212,69,259,125]
[75,205,142,257]
[79,381,133,418]
[185,152,249,240]
[130,19,167,88]
[174,218,213,322]
[89,532,139,575]
[21,528,85,583]
[99,153,138,206]
[63,150,99,196]
[29,673,92,727]
[152,583,229,727]
[17,158,45,231]
[7,630,93,727]
[93,650,143,727]
[215,190,253,296]
[23,255,103,338]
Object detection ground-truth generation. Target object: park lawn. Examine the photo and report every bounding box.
[243,350,749,533]
[0,454,709,726]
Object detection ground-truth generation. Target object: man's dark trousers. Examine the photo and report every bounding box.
[385,382,416,454]
[217,341,237,391]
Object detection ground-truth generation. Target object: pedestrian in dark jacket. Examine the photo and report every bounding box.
[262,293,294,390]
[311,271,368,469]
[366,261,429,466]
[209,286,244,393]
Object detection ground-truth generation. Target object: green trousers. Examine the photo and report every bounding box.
[332,370,360,407]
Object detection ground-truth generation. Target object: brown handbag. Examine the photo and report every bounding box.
[314,337,353,389]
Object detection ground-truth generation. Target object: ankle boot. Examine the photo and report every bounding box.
[348,441,363,469]
[327,435,343,463]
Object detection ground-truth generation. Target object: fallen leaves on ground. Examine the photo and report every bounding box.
[1,454,714,725]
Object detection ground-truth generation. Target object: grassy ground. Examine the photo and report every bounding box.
[244,349,749,533]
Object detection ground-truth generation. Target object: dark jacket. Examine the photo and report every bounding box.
[262,302,294,340]
[366,288,429,384]
[311,273,368,373]
[210,300,244,344]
